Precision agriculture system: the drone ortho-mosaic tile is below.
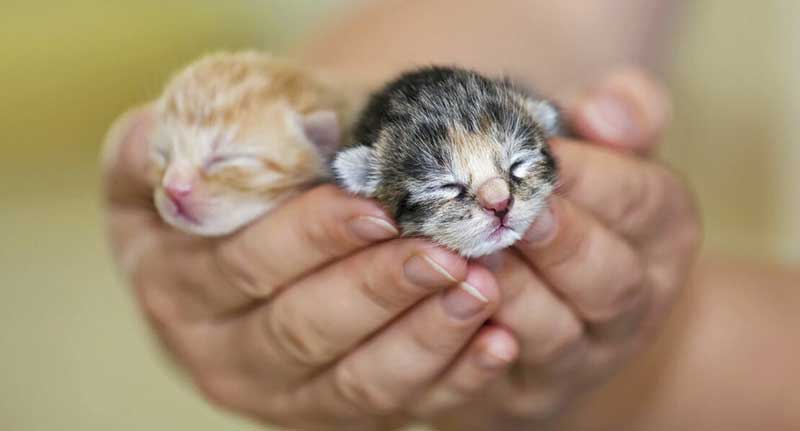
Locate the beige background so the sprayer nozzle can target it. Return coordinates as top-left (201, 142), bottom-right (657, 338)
top-left (0, 1), bottom-right (796, 430)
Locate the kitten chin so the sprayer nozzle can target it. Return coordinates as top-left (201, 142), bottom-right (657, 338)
top-left (149, 50), bottom-right (354, 236)
top-left (154, 188), bottom-right (278, 236)
top-left (334, 66), bottom-right (561, 257)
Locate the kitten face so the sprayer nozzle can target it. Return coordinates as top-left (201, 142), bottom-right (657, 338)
top-left (337, 121), bottom-right (556, 257)
top-left (396, 125), bottom-right (556, 257)
top-left (148, 51), bottom-right (347, 236)
top-left (334, 66), bottom-right (559, 257)
top-left (150, 104), bottom-right (328, 236)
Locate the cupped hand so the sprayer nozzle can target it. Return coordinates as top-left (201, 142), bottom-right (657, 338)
top-left (102, 109), bottom-right (518, 430)
top-left (431, 69), bottom-right (701, 430)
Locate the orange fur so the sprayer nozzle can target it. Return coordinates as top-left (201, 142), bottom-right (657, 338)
top-left (149, 51), bottom-right (356, 236)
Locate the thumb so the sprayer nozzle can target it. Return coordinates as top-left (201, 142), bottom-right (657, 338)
top-left (101, 104), bottom-right (156, 207)
top-left (567, 68), bottom-right (672, 155)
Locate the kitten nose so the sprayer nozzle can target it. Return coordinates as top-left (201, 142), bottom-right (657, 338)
top-left (163, 163), bottom-right (194, 202)
top-left (165, 183), bottom-right (192, 202)
top-left (478, 177), bottom-right (512, 215)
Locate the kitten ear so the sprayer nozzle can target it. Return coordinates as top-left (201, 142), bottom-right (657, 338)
top-left (300, 110), bottom-right (341, 158)
top-left (333, 145), bottom-right (378, 196)
top-left (524, 99), bottom-right (562, 137)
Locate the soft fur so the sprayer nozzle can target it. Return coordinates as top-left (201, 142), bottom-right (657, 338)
top-left (334, 66), bottom-right (560, 257)
top-left (149, 51), bottom-right (352, 236)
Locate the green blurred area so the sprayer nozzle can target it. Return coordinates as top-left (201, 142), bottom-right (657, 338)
top-left (0, 2), bottom-right (337, 430)
top-left (0, 1), bottom-right (796, 430)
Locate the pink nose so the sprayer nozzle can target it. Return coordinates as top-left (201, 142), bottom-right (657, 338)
top-left (477, 177), bottom-right (512, 216)
top-left (484, 196), bottom-right (511, 213)
top-left (165, 183), bottom-right (192, 202)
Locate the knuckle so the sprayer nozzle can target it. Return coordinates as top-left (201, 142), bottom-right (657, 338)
top-left (333, 363), bottom-right (402, 415)
top-left (591, 252), bottom-right (647, 322)
top-left (297, 186), bottom-right (360, 254)
top-left (300, 212), bottom-right (342, 256)
top-left (618, 163), bottom-right (664, 234)
top-left (409, 316), bottom-right (465, 356)
top-left (263, 307), bottom-right (327, 368)
top-left (192, 369), bottom-right (246, 413)
top-left (531, 314), bottom-right (584, 364)
top-left (358, 266), bottom-right (413, 314)
top-left (298, 209), bottom-right (359, 260)
top-left (136, 283), bottom-right (179, 329)
top-left (215, 238), bottom-right (276, 299)
top-left (356, 244), bottom-right (440, 315)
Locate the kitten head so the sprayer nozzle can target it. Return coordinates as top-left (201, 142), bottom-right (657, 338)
top-left (150, 102), bottom-right (338, 236)
top-left (149, 51), bottom-right (342, 236)
top-left (334, 68), bottom-right (559, 257)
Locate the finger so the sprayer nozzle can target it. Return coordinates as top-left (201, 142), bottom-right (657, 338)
top-left (102, 105), bottom-right (157, 206)
top-left (236, 239), bottom-right (469, 378)
top-left (553, 139), bottom-right (682, 242)
top-left (293, 266), bottom-right (499, 421)
top-left (567, 67), bottom-right (671, 155)
top-left (489, 251), bottom-right (586, 367)
top-left (214, 184), bottom-right (399, 301)
top-left (102, 105), bottom-right (259, 318)
top-left (516, 196), bottom-right (648, 325)
top-left (410, 325), bottom-right (518, 418)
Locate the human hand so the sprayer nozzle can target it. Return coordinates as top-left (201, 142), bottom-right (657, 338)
top-left (103, 107), bottom-right (523, 430)
top-left (430, 69), bottom-right (701, 430)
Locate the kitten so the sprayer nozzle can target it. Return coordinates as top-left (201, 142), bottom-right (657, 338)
top-left (149, 51), bottom-right (351, 236)
top-left (333, 66), bottom-right (560, 257)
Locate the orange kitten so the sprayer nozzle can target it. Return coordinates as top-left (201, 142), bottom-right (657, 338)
top-left (149, 51), bottom-right (352, 236)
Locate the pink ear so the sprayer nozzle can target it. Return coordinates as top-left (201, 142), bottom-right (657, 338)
top-left (301, 110), bottom-right (341, 158)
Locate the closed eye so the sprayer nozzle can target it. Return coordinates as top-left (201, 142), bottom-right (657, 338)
top-left (205, 154), bottom-right (263, 173)
top-left (440, 182), bottom-right (468, 199)
top-left (510, 159), bottom-right (528, 178)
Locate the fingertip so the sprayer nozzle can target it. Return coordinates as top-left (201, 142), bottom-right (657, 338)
top-left (101, 105), bottom-right (154, 171)
top-left (609, 68), bottom-right (672, 142)
top-left (463, 263), bottom-right (501, 307)
top-left (475, 325), bottom-right (519, 369)
top-left (102, 104), bottom-right (158, 202)
top-left (522, 198), bottom-right (558, 247)
top-left (275, 184), bottom-right (398, 245)
top-left (348, 215), bottom-right (399, 242)
top-left (418, 244), bottom-right (470, 284)
top-left (570, 67), bottom-right (671, 153)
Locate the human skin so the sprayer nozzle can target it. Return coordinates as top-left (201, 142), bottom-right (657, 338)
top-left (105, 71), bottom-right (691, 429)
top-left (558, 257), bottom-right (800, 431)
top-left (103, 0), bottom-right (793, 429)
top-left (299, 2), bottom-right (800, 430)
top-left (103, 1), bottom-right (692, 429)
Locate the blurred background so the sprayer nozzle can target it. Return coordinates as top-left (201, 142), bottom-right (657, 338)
top-left (1, 1), bottom-right (797, 430)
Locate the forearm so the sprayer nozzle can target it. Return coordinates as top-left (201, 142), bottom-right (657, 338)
top-left (299, 0), bottom-right (678, 99)
top-left (559, 256), bottom-right (800, 431)
top-left (430, 257), bottom-right (800, 431)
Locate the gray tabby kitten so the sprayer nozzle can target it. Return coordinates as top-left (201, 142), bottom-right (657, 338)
top-left (334, 66), bottom-right (561, 257)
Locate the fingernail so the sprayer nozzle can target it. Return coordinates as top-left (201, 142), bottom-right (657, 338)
top-left (404, 253), bottom-right (457, 287)
top-left (583, 93), bottom-right (637, 143)
top-left (478, 339), bottom-right (516, 369)
top-left (441, 282), bottom-right (488, 319)
top-left (348, 216), bottom-right (399, 242)
top-left (524, 207), bottom-right (557, 246)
